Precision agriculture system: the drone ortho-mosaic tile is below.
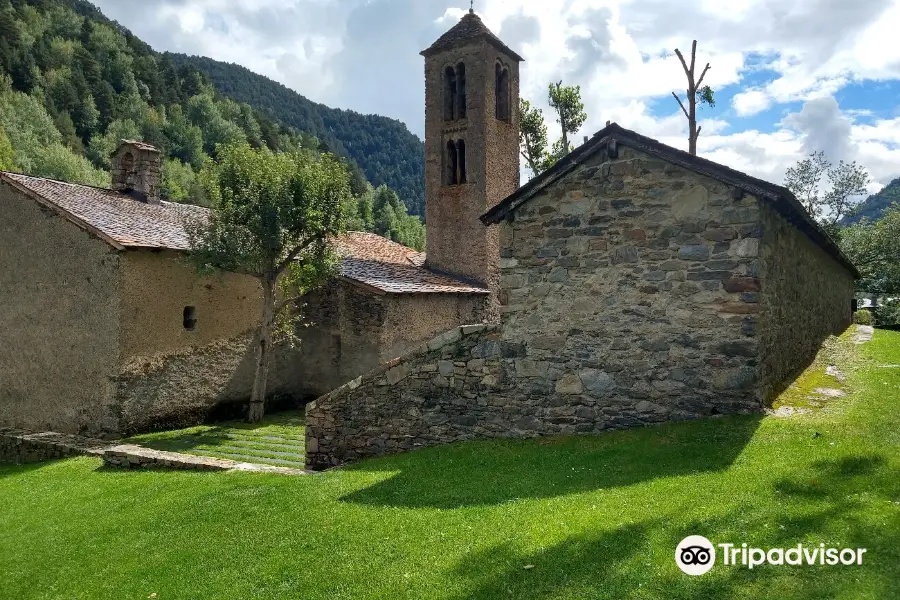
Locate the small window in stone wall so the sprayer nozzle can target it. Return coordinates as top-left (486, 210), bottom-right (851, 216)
top-left (495, 62), bottom-right (510, 122)
top-left (458, 139), bottom-right (467, 183)
top-left (443, 66), bottom-right (457, 121)
top-left (183, 306), bottom-right (197, 331)
top-left (446, 140), bottom-right (458, 185)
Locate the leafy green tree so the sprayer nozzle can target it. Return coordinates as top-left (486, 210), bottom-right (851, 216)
top-left (187, 143), bottom-right (350, 422)
top-left (0, 126), bottom-right (16, 170)
top-left (840, 206), bottom-right (900, 298)
top-left (187, 92), bottom-right (246, 153)
top-left (519, 83), bottom-right (586, 175)
top-left (785, 151), bottom-right (870, 237)
top-left (160, 157), bottom-right (197, 203)
top-left (0, 77), bottom-right (63, 173)
top-left (548, 81), bottom-right (587, 157)
top-left (31, 142), bottom-right (110, 187)
top-left (672, 40), bottom-right (715, 155)
top-left (87, 118), bottom-right (141, 168)
top-left (45, 5), bottom-right (82, 39)
top-left (357, 185), bottom-right (375, 230)
top-left (52, 109), bottom-right (83, 153)
top-left (371, 185), bottom-right (425, 250)
top-left (163, 104), bottom-right (206, 169)
top-left (519, 98), bottom-right (550, 176)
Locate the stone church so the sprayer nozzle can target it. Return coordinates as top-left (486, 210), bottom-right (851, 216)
top-left (1, 9), bottom-right (858, 452)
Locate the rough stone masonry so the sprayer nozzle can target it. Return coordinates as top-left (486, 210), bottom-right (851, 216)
top-left (305, 126), bottom-right (855, 470)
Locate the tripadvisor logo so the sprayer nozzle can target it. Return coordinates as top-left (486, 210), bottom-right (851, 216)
top-left (675, 536), bottom-right (868, 576)
top-left (676, 535), bottom-right (716, 575)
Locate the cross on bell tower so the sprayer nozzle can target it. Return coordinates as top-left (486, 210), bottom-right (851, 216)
top-left (420, 10), bottom-right (523, 303)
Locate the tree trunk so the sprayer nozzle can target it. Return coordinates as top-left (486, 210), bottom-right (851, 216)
top-left (248, 276), bottom-right (275, 423)
top-left (688, 93), bottom-right (697, 155)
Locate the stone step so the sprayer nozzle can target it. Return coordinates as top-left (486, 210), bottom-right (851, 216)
top-left (215, 431), bottom-right (305, 444)
top-left (194, 444), bottom-right (305, 460)
top-left (219, 433), bottom-right (305, 447)
top-left (193, 450), bottom-right (305, 467)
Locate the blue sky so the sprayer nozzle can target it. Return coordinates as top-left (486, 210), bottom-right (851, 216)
top-left (91, 0), bottom-right (900, 191)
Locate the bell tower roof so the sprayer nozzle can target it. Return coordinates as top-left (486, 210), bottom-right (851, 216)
top-left (420, 11), bottom-right (524, 61)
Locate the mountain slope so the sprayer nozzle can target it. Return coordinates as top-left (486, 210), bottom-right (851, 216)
top-left (168, 54), bottom-right (426, 217)
top-left (845, 177), bottom-right (900, 225)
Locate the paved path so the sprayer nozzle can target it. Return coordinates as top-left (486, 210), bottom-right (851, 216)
top-left (852, 325), bottom-right (874, 344)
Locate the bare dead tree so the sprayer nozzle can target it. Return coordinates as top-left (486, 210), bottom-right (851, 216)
top-left (672, 40), bottom-right (715, 155)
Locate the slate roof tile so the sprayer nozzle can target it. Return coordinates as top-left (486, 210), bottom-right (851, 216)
top-left (421, 11), bottom-right (523, 61)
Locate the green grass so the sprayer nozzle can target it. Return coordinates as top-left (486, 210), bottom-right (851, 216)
top-left (1, 330), bottom-right (898, 600)
top-left (126, 411), bottom-right (306, 468)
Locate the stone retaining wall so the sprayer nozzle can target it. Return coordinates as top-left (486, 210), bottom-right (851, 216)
top-left (305, 325), bottom-right (506, 469)
top-left (0, 429), bottom-right (109, 464)
top-left (103, 444), bottom-right (238, 470)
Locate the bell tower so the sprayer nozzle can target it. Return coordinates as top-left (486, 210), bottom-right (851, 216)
top-left (421, 9), bottom-right (522, 296)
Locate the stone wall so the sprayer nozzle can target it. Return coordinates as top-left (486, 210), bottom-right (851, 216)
top-left (498, 146), bottom-right (766, 420)
top-left (119, 249), bottom-right (264, 360)
top-left (113, 249), bottom-right (303, 433)
top-left (294, 280), bottom-right (488, 400)
top-left (113, 271), bottom-right (488, 435)
top-left (380, 291), bottom-right (487, 363)
top-left (0, 429), bottom-right (109, 464)
top-left (305, 324), bottom-right (504, 470)
top-left (304, 146), bottom-right (859, 469)
top-left (757, 202), bottom-right (854, 399)
top-left (0, 182), bottom-right (123, 435)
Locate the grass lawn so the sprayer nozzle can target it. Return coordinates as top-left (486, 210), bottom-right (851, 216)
top-left (1, 329), bottom-right (898, 600)
top-left (126, 411), bottom-right (306, 469)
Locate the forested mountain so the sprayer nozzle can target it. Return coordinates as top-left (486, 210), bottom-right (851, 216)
top-left (0, 0), bottom-right (426, 248)
top-left (168, 54), bottom-right (426, 217)
top-left (844, 177), bottom-right (900, 225)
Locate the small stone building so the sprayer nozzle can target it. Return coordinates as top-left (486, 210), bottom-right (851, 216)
top-left (0, 139), bottom-right (490, 436)
top-left (305, 121), bottom-right (859, 468)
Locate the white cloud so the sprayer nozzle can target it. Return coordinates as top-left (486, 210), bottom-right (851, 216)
top-left (732, 89), bottom-right (772, 117)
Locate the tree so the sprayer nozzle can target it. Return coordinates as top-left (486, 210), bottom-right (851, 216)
top-left (160, 157), bottom-right (198, 203)
top-left (518, 84), bottom-right (586, 178)
top-left (186, 143), bottom-right (350, 422)
top-left (519, 98), bottom-right (550, 176)
top-left (784, 150), bottom-right (870, 237)
top-left (840, 206), bottom-right (900, 298)
top-left (0, 126), bottom-right (15, 170)
top-left (87, 118), bottom-right (141, 168)
top-left (671, 40), bottom-right (715, 155)
top-left (548, 81), bottom-right (587, 157)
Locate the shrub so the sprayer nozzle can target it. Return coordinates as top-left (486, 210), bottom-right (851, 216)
top-left (854, 310), bottom-right (873, 325)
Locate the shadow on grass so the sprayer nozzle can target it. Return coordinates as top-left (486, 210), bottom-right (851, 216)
top-left (450, 522), bottom-right (650, 600)
top-left (340, 414), bottom-right (762, 509)
top-left (448, 454), bottom-right (898, 599)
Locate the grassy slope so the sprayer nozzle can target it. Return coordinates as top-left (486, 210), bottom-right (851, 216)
top-left (0, 331), bottom-right (898, 600)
